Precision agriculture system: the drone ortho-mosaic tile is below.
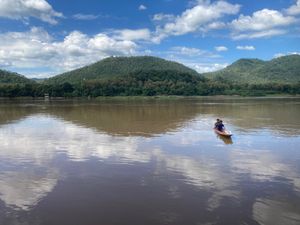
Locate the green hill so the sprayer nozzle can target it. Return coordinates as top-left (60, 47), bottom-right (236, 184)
top-left (0, 69), bottom-right (33, 84)
top-left (203, 55), bottom-right (300, 84)
top-left (46, 56), bottom-right (200, 84)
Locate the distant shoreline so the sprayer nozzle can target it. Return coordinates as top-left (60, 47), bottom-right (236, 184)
top-left (0, 95), bottom-right (299, 101)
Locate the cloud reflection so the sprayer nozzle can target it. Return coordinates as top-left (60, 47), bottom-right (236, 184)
top-left (0, 113), bottom-right (299, 225)
top-left (0, 170), bottom-right (59, 210)
top-left (0, 115), bottom-right (150, 210)
top-left (229, 149), bottom-right (300, 192)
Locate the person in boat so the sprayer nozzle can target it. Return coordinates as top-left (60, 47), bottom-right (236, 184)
top-left (214, 119), bottom-right (220, 129)
top-left (215, 119), bottom-right (225, 131)
top-left (217, 120), bottom-right (225, 131)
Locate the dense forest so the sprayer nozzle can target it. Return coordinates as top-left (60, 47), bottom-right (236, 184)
top-left (0, 69), bottom-right (33, 84)
top-left (204, 55), bottom-right (300, 84)
top-left (46, 56), bottom-right (199, 84)
top-left (1, 70), bottom-right (299, 97)
top-left (0, 56), bottom-right (300, 97)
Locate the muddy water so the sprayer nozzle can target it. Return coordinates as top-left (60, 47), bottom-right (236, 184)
top-left (0, 97), bottom-right (299, 225)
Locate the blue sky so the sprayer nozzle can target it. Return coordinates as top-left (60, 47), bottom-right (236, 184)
top-left (0, 0), bottom-right (299, 78)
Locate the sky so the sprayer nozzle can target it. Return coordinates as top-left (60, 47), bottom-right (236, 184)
top-left (0, 0), bottom-right (299, 78)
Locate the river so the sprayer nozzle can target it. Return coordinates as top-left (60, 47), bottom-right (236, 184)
top-left (0, 97), bottom-right (299, 225)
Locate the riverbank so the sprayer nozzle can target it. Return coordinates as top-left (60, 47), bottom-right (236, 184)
top-left (1, 94), bottom-right (300, 102)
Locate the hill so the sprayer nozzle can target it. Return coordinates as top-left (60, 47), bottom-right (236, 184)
top-left (203, 55), bottom-right (300, 84)
top-left (46, 56), bottom-right (200, 84)
top-left (0, 69), bottom-right (33, 84)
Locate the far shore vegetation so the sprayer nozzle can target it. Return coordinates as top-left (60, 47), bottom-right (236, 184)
top-left (0, 77), bottom-right (299, 98)
top-left (0, 55), bottom-right (299, 98)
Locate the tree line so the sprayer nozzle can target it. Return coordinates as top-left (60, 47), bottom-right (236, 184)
top-left (0, 70), bottom-right (299, 97)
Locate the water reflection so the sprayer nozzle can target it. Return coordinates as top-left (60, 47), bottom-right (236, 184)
top-left (1, 97), bottom-right (300, 136)
top-left (0, 98), bottom-right (299, 225)
top-left (196, 97), bottom-right (300, 136)
top-left (0, 103), bottom-right (35, 125)
top-left (0, 169), bottom-right (59, 211)
top-left (215, 133), bottom-right (233, 145)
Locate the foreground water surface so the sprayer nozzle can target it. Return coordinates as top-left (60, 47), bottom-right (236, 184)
top-left (0, 97), bottom-right (300, 225)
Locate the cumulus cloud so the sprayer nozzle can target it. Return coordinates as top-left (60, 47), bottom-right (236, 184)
top-left (215, 46), bottom-right (228, 52)
top-left (285, 0), bottom-right (300, 15)
top-left (0, 0), bottom-right (63, 24)
top-left (152, 13), bottom-right (175, 22)
top-left (168, 46), bottom-right (220, 58)
top-left (232, 9), bottom-right (295, 31)
top-left (72, 13), bottom-right (99, 20)
top-left (231, 9), bottom-right (296, 39)
top-left (112, 28), bottom-right (151, 41)
top-left (236, 45), bottom-right (255, 51)
top-left (0, 27), bottom-right (226, 77)
top-left (138, 4), bottom-right (147, 11)
top-left (152, 0), bottom-right (299, 41)
top-left (205, 21), bottom-right (226, 30)
top-left (153, 0), bottom-right (240, 42)
top-left (190, 62), bottom-right (228, 73)
top-left (0, 27), bottom-right (138, 76)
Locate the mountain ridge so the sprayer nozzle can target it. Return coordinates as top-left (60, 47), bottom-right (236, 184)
top-left (203, 55), bottom-right (300, 84)
top-left (0, 69), bottom-right (33, 84)
top-left (1, 55), bottom-right (300, 86)
top-left (45, 56), bottom-right (200, 84)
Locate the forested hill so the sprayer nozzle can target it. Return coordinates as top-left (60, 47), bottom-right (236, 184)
top-left (0, 69), bottom-right (33, 84)
top-left (203, 55), bottom-right (300, 84)
top-left (46, 56), bottom-right (200, 84)
top-left (1, 55), bottom-right (300, 97)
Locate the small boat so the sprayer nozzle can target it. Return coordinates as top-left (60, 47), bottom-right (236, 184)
top-left (214, 128), bottom-right (232, 137)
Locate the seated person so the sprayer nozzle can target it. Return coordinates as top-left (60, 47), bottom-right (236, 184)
top-left (214, 119), bottom-right (220, 129)
top-left (217, 120), bottom-right (225, 131)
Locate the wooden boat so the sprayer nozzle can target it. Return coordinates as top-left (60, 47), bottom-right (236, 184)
top-left (214, 128), bottom-right (232, 137)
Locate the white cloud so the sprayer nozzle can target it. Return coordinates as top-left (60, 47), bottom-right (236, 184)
top-left (170, 46), bottom-right (206, 56)
top-left (154, 0), bottom-right (240, 42)
top-left (232, 29), bottom-right (287, 40)
top-left (231, 9), bottom-right (296, 39)
top-left (205, 21), bottom-right (226, 30)
top-left (215, 46), bottom-right (228, 52)
top-left (112, 28), bottom-right (151, 41)
top-left (274, 53), bottom-right (286, 58)
top-left (153, 46), bottom-right (224, 73)
top-left (164, 54), bottom-right (227, 73)
top-left (0, 27), bottom-right (227, 77)
top-left (285, 0), bottom-right (300, 15)
top-left (232, 9), bottom-right (295, 31)
top-left (0, 27), bottom-right (138, 76)
top-left (274, 52), bottom-right (300, 58)
top-left (236, 45), bottom-right (255, 51)
top-left (139, 4), bottom-right (147, 11)
top-left (0, 0), bottom-right (63, 24)
top-left (190, 62), bottom-right (228, 73)
top-left (168, 46), bottom-right (220, 58)
top-left (152, 13), bottom-right (175, 22)
top-left (72, 13), bottom-right (99, 20)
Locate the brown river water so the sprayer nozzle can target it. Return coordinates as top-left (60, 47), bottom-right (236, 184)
top-left (0, 97), bottom-right (299, 225)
